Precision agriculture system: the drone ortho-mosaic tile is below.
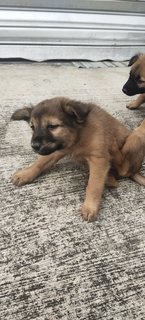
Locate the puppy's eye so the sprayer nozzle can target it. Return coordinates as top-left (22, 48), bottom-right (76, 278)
top-left (47, 124), bottom-right (59, 130)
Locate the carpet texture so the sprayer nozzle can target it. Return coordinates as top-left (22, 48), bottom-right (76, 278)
top-left (0, 63), bottom-right (145, 320)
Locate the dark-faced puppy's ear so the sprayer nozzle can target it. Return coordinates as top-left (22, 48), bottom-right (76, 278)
top-left (61, 99), bottom-right (90, 124)
top-left (11, 107), bottom-right (32, 122)
top-left (128, 53), bottom-right (142, 66)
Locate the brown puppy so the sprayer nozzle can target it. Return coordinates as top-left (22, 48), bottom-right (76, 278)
top-left (112, 119), bottom-right (145, 185)
top-left (11, 97), bottom-right (145, 221)
top-left (122, 53), bottom-right (145, 109)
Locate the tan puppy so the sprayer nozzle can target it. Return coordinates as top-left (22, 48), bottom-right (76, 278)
top-left (11, 97), bottom-right (145, 221)
top-left (122, 53), bottom-right (145, 109)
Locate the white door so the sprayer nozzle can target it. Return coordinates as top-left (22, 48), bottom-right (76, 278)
top-left (0, 1), bottom-right (145, 61)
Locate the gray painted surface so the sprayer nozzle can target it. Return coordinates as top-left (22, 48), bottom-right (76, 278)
top-left (0, 63), bottom-right (145, 319)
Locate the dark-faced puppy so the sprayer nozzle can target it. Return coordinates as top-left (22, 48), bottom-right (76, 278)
top-left (122, 53), bottom-right (145, 109)
top-left (11, 97), bottom-right (145, 221)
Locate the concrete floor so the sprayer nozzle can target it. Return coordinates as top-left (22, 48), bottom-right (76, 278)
top-left (0, 63), bottom-right (145, 320)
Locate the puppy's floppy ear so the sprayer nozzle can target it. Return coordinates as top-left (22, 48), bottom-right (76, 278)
top-left (128, 53), bottom-right (142, 66)
top-left (11, 107), bottom-right (32, 122)
top-left (61, 99), bottom-right (90, 124)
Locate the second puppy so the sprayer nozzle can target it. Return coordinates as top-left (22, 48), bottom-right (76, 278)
top-left (122, 53), bottom-right (145, 109)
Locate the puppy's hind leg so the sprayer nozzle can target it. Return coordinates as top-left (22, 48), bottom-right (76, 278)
top-left (132, 173), bottom-right (145, 186)
top-left (106, 174), bottom-right (118, 188)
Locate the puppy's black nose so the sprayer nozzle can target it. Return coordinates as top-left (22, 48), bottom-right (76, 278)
top-left (122, 87), bottom-right (127, 94)
top-left (31, 141), bottom-right (41, 151)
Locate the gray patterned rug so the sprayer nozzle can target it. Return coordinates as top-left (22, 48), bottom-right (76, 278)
top-left (0, 63), bottom-right (145, 320)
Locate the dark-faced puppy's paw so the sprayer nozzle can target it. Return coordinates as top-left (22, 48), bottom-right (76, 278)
top-left (126, 100), bottom-right (140, 109)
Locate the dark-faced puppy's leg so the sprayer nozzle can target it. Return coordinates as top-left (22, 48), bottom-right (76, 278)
top-left (11, 151), bottom-right (65, 186)
top-left (127, 93), bottom-right (145, 109)
top-left (82, 157), bottom-right (109, 222)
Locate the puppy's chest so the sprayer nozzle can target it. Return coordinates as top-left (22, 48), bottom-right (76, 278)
top-left (70, 150), bottom-right (86, 164)
top-left (67, 144), bottom-right (88, 163)
top-left (69, 143), bottom-right (104, 164)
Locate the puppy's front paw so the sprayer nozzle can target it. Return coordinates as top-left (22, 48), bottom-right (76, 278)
top-left (11, 168), bottom-right (35, 186)
top-left (126, 100), bottom-right (139, 109)
top-left (81, 203), bottom-right (99, 222)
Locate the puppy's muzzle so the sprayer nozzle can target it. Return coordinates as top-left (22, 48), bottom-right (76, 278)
top-left (31, 140), bottom-right (65, 155)
top-left (122, 77), bottom-right (145, 96)
top-left (122, 83), bottom-right (137, 96)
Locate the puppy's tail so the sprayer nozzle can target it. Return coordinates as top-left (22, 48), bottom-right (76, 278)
top-left (132, 172), bottom-right (145, 186)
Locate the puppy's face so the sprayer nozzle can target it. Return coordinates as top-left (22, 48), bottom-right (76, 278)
top-left (122, 53), bottom-right (145, 96)
top-left (11, 97), bottom-right (90, 155)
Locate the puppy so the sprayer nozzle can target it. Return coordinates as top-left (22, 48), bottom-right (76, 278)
top-left (11, 97), bottom-right (145, 221)
top-left (112, 119), bottom-right (145, 185)
top-left (122, 53), bottom-right (145, 109)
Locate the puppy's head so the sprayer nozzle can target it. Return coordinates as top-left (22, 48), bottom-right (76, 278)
top-left (11, 97), bottom-right (90, 155)
top-left (122, 53), bottom-right (145, 96)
